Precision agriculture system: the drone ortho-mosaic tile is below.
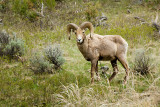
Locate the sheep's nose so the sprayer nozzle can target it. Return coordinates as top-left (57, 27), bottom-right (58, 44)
top-left (77, 39), bottom-right (81, 42)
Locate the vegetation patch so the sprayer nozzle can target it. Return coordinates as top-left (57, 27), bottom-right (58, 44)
top-left (133, 49), bottom-right (153, 76)
top-left (30, 53), bottom-right (54, 74)
top-left (0, 30), bottom-right (25, 59)
top-left (45, 44), bottom-right (65, 69)
top-left (30, 44), bottom-right (65, 74)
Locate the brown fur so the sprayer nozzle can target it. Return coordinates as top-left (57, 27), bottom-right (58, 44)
top-left (67, 22), bottom-right (129, 84)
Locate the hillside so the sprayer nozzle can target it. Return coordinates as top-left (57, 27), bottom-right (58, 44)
top-left (0, 0), bottom-right (160, 106)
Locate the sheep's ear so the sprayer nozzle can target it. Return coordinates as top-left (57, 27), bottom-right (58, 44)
top-left (82, 29), bottom-right (85, 34)
top-left (74, 30), bottom-right (77, 34)
top-left (82, 28), bottom-right (92, 38)
top-left (69, 29), bottom-right (77, 40)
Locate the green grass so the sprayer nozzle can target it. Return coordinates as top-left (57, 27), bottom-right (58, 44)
top-left (0, 0), bottom-right (160, 106)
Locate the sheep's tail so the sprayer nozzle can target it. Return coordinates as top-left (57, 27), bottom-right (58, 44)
top-left (154, 12), bottom-right (158, 23)
top-left (125, 41), bottom-right (128, 56)
top-left (122, 38), bottom-right (128, 57)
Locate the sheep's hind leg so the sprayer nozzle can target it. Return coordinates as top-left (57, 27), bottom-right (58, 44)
top-left (95, 61), bottom-right (100, 81)
top-left (117, 55), bottom-right (129, 84)
top-left (109, 59), bottom-right (118, 82)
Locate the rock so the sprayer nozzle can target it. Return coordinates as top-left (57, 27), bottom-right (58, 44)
top-left (95, 13), bottom-right (108, 27)
top-left (100, 66), bottom-right (109, 71)
top-left (127, 9), bottom-right (131, 14)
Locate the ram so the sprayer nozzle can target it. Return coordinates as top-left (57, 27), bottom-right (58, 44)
top-left (67, 22), bottom-right (129, 84)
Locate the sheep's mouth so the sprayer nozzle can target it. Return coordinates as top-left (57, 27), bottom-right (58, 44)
top-left (77, 39), bottom-right (84, 44)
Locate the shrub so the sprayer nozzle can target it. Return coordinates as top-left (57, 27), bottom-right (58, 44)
top-left (84, 1), bottom-right (101, 24)
top-left (44, 0), bottom-right (56, 10)
top-left (11, 0), bottom-right (55, 22)
top-left (0, 0), bottom-right (10, 12)
top-left (0, 30), bottom-right (9, 53)
top-left (0, 30), bottom-right (25, 58)
top-left (45, 44), bottom-right (65, 69)
top-left (0, 30), bottom-right (10, 56)
top-left (30, 44), bottom-right (65, 74)
top-left (134, 50), bottom-right (152, 75)
top-left (30, 54), bottom-right (54, 74)
top-left (26, 10), bottom-right (40, 22)
top-left (12, 0), bottom-right (29, 16)
top-left (3, 37), bottom-right (25, 58)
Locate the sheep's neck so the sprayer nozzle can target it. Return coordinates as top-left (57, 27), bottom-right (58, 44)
top-left (77, 39), bottom-right (90, 60)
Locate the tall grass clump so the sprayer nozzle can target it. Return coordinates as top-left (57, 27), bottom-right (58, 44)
top-left (134, 50), bottom-right (152, 75)
top-left (53, 83), bottom-right (116, 106)
top-left (45, 44), bottom-right (65, 69)
top-left (53, 83), bottom-right (93, 106)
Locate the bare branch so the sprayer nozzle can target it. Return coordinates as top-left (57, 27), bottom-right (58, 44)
top-left (41, 2), bottom-right (44, 17)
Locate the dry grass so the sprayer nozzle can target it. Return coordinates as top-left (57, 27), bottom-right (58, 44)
top-left (53, 78), bottom-right (160, 107)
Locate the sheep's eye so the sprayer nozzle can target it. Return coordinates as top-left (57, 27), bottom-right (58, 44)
top-left (75, 32), bottom-right (77, 35)
top-left (82, 32), bottom-right (85, 34)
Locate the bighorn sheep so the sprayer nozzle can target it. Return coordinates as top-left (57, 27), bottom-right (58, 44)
top-left (67, 22), bottom-right (129, 84)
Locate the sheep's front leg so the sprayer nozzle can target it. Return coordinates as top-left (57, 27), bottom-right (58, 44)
top-left (91, 60), bottom-right (98, 84)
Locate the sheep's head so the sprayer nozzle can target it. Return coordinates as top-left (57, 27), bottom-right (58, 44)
top-left (67, 22), bottom-right (94, 44)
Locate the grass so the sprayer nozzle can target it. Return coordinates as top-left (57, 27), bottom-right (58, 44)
top-left (0, 0), bottom-right (160, 106)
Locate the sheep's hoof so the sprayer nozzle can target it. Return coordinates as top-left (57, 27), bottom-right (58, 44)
top-left (122, 80), bottom-right (127, 88)
top-left (123, 76), bottom-right (128, 85)
top-left (91, 81), bottom-right (94, 84)
top-left (97, 76), bottom-right (101, 81)
top-left (123, 80), bottom-right (127, 85)
top-left (91, 78), bottom-right (94, 84)
top-left (122, 82), bottom-right (127, 88)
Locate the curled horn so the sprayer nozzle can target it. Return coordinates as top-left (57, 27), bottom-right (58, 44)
top-left (67, 23), bottom-right (78, 40)
top-left (80, 22), bottom-right (94, 38)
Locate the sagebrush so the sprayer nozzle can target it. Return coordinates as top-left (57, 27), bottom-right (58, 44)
top-left (4, 38), bottom-right (25, 58)
top-left (45, 44), bottom-right (65, 69)
top-left (30, 54), bottom-right (54, 74)
top-left (134, 51), bottom-right (152, 75)
top-left (0, 30), bottom-right (25, 58)
top-left (0, 30), bottom-right (9, 56)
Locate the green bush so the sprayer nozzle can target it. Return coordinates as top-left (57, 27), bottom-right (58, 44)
top-left (0, 30), bottom-right (25, 58)
top-left (11, 0), bottom-right (56, 22)
top-left (44, 0), bottom-right (56, 10)
top-left (12, 0), bottom-right (29, 16)
top-left (30, 54), bottom-right (54, 74)
top-left (26, 10), bottom-right (39, 22)
top-left (85, 1), bottom-right (101, 23)
top-left (0, 0), bottom-right (10, 12)
top-left (45, 44), bottom-right (65, 69)
top-left (4, 37), bottom-right (25, 58)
